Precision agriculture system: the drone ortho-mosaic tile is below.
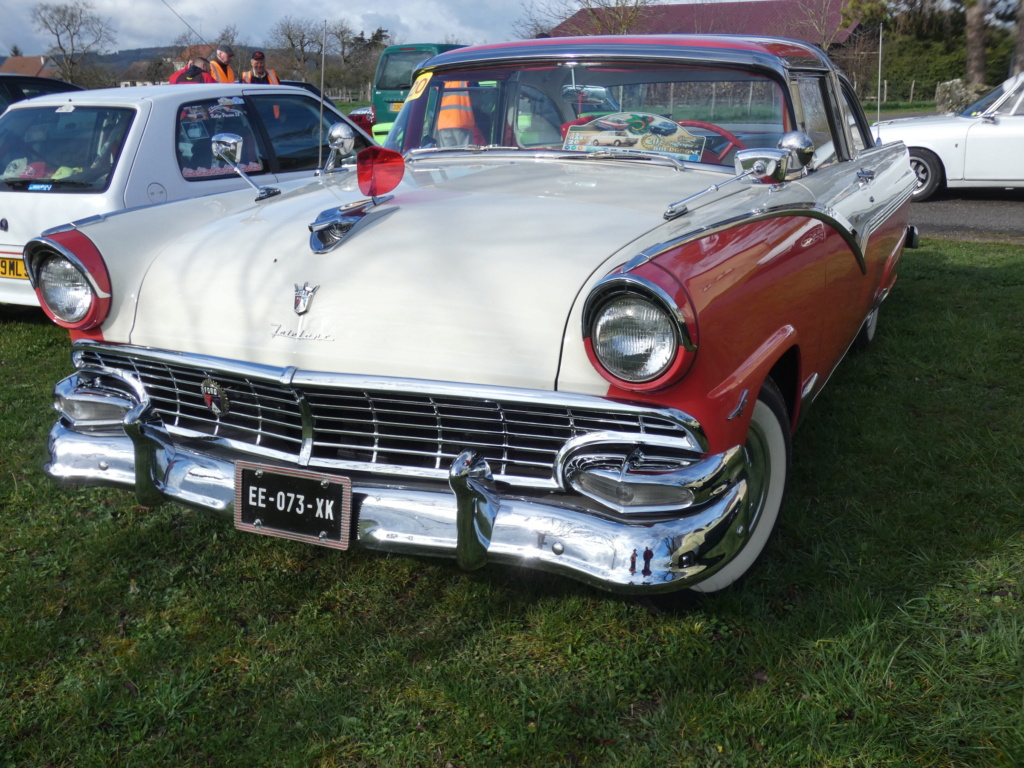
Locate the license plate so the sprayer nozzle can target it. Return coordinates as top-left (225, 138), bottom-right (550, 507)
top-left (0, 257), bottom-right (29, 280)
top-left (389, 101), bottom-right (403, 113)
top-left (234, 462), bottom-right (352, 549)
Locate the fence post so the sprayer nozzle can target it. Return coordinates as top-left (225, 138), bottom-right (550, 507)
top-left (910, 80), bottom-right (915, 103)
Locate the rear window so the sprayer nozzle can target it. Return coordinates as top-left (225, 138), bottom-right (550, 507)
top-left (0, 105), bottom-right (134, 193)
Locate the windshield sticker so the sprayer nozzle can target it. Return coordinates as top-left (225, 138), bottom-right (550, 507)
top-left (217, 97), bottom-right (246, 106)
top-left (408, 73), bottom-right (431, 101)
top-left (56, 104), bottom-right (76, 113)
top-left (563, 112), bottom-right (707, 161)
top-left (28, 183), bottom-right (53, 191)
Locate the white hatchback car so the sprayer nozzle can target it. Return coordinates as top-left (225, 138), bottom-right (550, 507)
top-left (872, 72), bottom-right (1024, 200)
top-left (0, 84), bottom-right (372, 306)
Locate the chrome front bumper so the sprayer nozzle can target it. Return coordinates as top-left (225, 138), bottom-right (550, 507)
top-left (46, 351), bottom-right (763, 596)
top-left (46, 415), bottom-right (758, 595)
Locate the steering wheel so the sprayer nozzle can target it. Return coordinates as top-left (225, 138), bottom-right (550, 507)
top-left (676, 120), bottom-right (747, 163)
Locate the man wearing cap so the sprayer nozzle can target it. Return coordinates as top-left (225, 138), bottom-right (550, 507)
top-left (209, 44), bottom-right (238, 83)
top-left (241, 51), bottom-right (280, 84)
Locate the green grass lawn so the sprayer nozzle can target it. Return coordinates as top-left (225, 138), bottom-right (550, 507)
top-left (1, 241), bottom-right (1022, 767)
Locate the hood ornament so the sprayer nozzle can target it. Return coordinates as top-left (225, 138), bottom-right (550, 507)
top-left (294, 282), bottom-right (319, 315)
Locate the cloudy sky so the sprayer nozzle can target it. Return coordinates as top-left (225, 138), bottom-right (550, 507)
top-left (3, 0), bottom-right (529, 57)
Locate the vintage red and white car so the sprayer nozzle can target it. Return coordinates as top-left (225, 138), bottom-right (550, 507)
top-left (29, 35), bottom-right (918, 594)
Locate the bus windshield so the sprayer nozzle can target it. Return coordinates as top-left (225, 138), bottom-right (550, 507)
top-left (372, 44), bottom-right (463, 130)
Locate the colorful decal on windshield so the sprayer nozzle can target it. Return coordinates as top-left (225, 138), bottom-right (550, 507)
top-left (408, 73), bottom-right (431, 101)
top-left (563, 112), bottom-right (707, 162)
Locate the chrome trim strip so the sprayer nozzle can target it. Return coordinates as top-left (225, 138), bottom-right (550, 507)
top-left (620, 201), bottom-right (867, 274)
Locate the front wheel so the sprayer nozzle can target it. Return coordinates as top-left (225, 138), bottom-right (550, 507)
top-left (909, 148), bottom-right (944, 201)
top-left (691, 379), bottom-right (791, 593)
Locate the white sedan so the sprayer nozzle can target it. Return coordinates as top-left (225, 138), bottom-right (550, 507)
top-left (873, 72), bottom-right (1024, 200)
top-left (0, 83), bottom-right (372, 306)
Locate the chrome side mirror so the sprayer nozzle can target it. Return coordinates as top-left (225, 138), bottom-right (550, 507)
top-left (211, 132), bottom-right (280, 201)
top-left (777, 131), bottom-right (815, 169)
top-left (212, 133), bottom-right (243, 166)
top-left (734, 148), bottom-right (792, 183)
top-left (319, 122), bottom-right (356, 174)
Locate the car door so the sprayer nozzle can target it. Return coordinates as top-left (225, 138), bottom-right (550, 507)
top-left (963, 79), bottom-right (1024, 182)
top-left (790, 74), bottom-right (910, 378)
top-left (246, 91), bottom-right (371, 179)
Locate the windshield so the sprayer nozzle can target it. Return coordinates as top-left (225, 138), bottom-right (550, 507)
top-left (377, 50), bottom-right (436, 91)
top-left (0, 105), bottom-right (134, 192)
top-left (384, 62), bottom-right (789, 168)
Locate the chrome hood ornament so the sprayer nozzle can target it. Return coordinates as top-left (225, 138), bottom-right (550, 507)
top-left (294, 282), bottom-right (320, 315)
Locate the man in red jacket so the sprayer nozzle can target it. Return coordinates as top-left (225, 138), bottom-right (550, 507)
top-left (170, 57), bottom-right (215, 84)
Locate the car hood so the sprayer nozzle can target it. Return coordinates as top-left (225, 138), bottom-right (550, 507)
top-left (112, 158), bottom-right (742, 390)
top-left (872, 112), bottom-right (969, 140)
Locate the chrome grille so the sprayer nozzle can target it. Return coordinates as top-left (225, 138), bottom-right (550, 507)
top-left (77, 348), bottom-right (695, 482)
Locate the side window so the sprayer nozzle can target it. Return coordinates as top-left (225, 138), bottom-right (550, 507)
top-left (994, 81), bottom-right (1024, 116)
top-left (839, 85), bottom-right (873, 155)
top-left (250, 93), bottom-right (369, 172)
top-left (176, 97), bottom-right (267, 181)
top-left (796, 77), bottom-right (840, 169)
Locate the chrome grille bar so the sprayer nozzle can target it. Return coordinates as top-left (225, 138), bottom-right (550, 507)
top-left (74, 344), bottom-right (704, 484)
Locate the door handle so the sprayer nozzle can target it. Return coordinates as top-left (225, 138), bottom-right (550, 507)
top-left (857, 168), bottom-right (876, 184)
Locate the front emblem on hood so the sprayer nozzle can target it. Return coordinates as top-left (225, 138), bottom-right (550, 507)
top-left (294, 282), bottom-right (320, 315)
top-left (200, 378), bottom-right (229, 416)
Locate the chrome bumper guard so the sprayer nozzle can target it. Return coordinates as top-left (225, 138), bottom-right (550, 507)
top-left (46, 384), bottom-right (756, 596)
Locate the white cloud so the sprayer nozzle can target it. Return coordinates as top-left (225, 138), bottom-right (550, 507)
top-left (3, 0), bottom-right (526, 57)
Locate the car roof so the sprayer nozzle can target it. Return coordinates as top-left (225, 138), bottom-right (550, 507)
top-left (423, 34), bottom-right (835, 76)
top-left (4, 83), bottom-right (325, 109)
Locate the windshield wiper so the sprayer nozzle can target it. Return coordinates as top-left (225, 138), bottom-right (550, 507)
top-left (569, 148), bottom-right (690, 170)
top-left (406, 145), bottom-right (520, 158)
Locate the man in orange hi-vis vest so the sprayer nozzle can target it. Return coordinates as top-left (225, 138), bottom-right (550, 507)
top-left (209, 44), bottom-right (238, 83)
top-left (437, 81), bottom-right (475, 147)
top-left (241, 51), bottom-right (280, 84)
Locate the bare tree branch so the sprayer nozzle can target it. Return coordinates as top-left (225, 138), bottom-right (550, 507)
top-left (31, 0), bottom-right (115, 84)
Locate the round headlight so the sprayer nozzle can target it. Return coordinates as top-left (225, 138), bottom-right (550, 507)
top-left (38, 255), bottom-right (94, 323)
top-left (592, 294), bottom-right (678, 382)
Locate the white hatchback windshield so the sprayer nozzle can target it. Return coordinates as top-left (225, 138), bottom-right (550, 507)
top-left (0, 105), bottom-right (134, 192)
top-left (385, 62), bottom-right (789, 167)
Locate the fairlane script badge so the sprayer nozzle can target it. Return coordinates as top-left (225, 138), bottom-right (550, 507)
top-left (201, 379), bottom-right (230, 416)
top-left (294, 282), bottom-right (319, 315)
top-left (270, 282), bottom-right (335, 341)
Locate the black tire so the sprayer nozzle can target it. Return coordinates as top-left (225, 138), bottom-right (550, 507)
top-left (853, 305), bottom-right (879, 351)
top-left (691, 379), bottom-right (791, 593)
top-left (909, 148), bottom-right (944, 201)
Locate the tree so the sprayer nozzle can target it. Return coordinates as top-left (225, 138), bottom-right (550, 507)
top-left (513, 0), bottom-right (656, 37)
top-left (10, 44), bottom-right (23, 56)
top-left (964, 0), bottom-right (987, 84)
top-left (31, 0), bottom-right (115, 85)
top-left (268, 16), bottom-right (325, 81)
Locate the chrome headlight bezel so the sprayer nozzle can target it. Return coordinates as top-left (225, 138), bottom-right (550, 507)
top-left (582, 274), bottom-right (695, 388)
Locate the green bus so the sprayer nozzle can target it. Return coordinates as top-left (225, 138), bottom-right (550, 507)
top-left (371, 43), bottom-right (463, 142)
